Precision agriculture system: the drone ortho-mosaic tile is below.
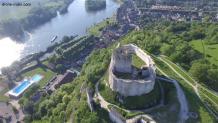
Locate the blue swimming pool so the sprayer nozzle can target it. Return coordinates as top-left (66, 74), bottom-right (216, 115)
top-left (13, 80), bottom-right (30, 93)
top-left (32, 74), bottom-right (43, 83)
top-left (9, 74), bottom-right (43, 97)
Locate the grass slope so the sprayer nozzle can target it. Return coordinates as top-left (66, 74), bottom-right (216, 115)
top-left (152, 55), bottom-right (216, 122)
top-left (190, 40), bottom-right (218, 65)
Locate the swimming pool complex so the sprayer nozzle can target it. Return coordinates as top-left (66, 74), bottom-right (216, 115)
top-left (8, 74), bottom-right (43, 98)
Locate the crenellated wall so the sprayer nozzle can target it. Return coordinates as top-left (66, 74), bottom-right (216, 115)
top-left (108, 44), bottom-right (156, 97)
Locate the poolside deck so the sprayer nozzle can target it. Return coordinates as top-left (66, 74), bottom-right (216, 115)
top-left (8, 74), bottom-right (43, 98)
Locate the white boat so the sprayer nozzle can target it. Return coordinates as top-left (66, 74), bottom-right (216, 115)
top-left (51, 36), bottom-right (58, 43)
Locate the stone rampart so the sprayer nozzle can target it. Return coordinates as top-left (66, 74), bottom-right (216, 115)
top-left (108, 44), bottom-right (156, 97)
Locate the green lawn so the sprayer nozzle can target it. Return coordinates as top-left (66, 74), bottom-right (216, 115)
top-left (200, 87), bottom-right (218, 103)
top-left (132, 54), bottom-right (145, 69)
top-left (190, 40), bottom-right (218, 65)
top-left (22, 67), bottom-right (55, 88)
top-left (160, 56), bottom-right (196, 85)
top-left (42, 60), bottom-right (49, 66)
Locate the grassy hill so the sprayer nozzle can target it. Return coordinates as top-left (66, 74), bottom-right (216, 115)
top-left (190, 40), bottom-right (218, 65)
top-left (19, 22), bottom-right (218, 123)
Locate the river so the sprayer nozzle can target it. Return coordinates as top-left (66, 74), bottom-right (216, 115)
top-left (0, 0), bottom-right (120, 71)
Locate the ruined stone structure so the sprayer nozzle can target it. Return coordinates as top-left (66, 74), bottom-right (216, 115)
top-left (109, 44), bottom-right (156, 97)
top-left (109, 107), bottom-right (156, 123)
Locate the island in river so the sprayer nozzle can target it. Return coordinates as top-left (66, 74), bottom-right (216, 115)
top-left (85, 0), bottom-right (106, 11)
top-left (0, 0), bottom-right (74, 41)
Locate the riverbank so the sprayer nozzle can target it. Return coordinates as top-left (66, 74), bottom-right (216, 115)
top-left (87, 16), bottom-right (116, 37)
top-left (0, 0), bottom-right (74, 41)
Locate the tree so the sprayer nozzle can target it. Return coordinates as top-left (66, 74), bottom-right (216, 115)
top-left (38, 101), bottom-right (48, 117)
top-left (207, 69), bottom-right (218, 83)
top-left (189, 61), bottom-right (210, 82)
top-left (207, 69), bottom-right (218, 91)
top-left (62, 95), bottom-right (71, 104)
top-left (23, 100), bottom-right (34, 115)
top-left (62, 36), bottom-right (70, 43)
top-left (56, 64), bottom-right (65, 73)
top-left (160, 43), bottom-right (174, 56)
top-left (190, 29), bottom-right (206, 40)
top-left (48, 55), bottom-right (57, 64)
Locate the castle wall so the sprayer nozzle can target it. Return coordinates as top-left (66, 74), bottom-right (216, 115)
top-left (108, 44), bottom-right (156, 97)
top-left (108, 108), bottom-right (156, 123)
top-left (109, 108), bottom-right (126, 123)
top-left (109, 71), bottom-right (155, 96)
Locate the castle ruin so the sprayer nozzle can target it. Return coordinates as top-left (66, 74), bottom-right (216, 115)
top-left (108, 44), bottom-right (156, 97)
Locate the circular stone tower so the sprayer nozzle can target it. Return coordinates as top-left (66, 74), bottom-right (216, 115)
top-left (108, 44), bottom-right (156, 97)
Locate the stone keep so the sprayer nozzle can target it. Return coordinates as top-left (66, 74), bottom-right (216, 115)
top-left (108, 44), bottom-right (156, 97)
top-left (113, 47), bottom-right (132, 73)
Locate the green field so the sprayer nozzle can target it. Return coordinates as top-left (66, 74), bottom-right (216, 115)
top-left (190, 40), bottom-right (218, 65)
top-left (21, 67), bottom-right (55, 88)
